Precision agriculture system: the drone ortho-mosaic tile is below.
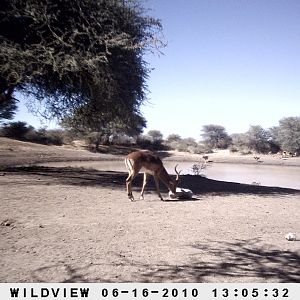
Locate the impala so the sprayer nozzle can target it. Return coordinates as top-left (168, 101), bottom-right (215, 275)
top-left (125, 150), bottom-right (181, 201)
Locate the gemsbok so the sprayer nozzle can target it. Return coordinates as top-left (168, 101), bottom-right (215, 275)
top-left (125, 150), bottom-right (181, 201)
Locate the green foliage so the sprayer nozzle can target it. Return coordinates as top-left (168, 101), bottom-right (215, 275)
top-left (230, 133), bottom-right (247, 152)
top-left (0, 87), bottom-right (18, 121)
top-left (201, 124), bottom-right (232, 149)
top-left (165, 134), bottom-right (212, 154)
top-left (0, 0), bottom-right (164, 128)
top-left (230, 126), bottom-right (272, 154)
top-left (229, 118), bottom-right (300, 156)
top-left (244, 125), bottom-right (271, 154)
top-left (0, 121), bottom-right (64, 145)
top-left (84, 132), bottom-right (103, 151)
top-left (35, 129), bottom-right (65, 145)
top-left (191, 162), bottom-right (206, 175)
top-left (275, 117), bottom-right (300, 154)
top-left (146, 130), bottom-right (163, 143)
top-left (171, 137), bottom-right (197, 152)
top-left (136, 130), bottom-right (164, 150)
top-left (166, 134), bottom-right (182, 143)
top-left (266, 126), bottom-right (281, 153)
top-left (0, 121), bottom-right (33, 140)
top-left (62, 107), bottom-right (146, 147)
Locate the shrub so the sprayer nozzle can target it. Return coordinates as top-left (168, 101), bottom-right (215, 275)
top-left (275, 117), bottom-right (300, 154)
top-left (191, 162), bottom-right (206, 175)
top-left (136, 134), bottom-right (166, 150)
top-left (0, 122), bottom-right (65, 145)
top-left (0, 121), bottom-right (33, 140)
top-left (201, 124), bottom-right (232, 149)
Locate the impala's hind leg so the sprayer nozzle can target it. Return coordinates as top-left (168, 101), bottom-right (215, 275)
top-left (125, 157), bottom-right (143, 201)
top-left (125, 158), bottom-right (135, 201)
top-left (126, 172), bottom-right (135, 201)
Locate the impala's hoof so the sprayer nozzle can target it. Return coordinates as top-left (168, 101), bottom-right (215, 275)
top-left (140, 196), bottom-right (144, 200)
top-left (128, 195), bottom-right (134, 201)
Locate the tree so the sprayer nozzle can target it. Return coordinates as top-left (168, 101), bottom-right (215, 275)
top-left (144, 130), bottom-right (164, 149)
top-left (62, 107), bottom-right (146, 150)
top-left (0, 121), bottom-right (33, 140)
top-left (0, 0), bottom-right (164, 126)
top-left (0, 87), bottom-right (18, 122)
top-left (230, 133), bottom-right (247, 151)
top-left (136, 130), bottom-right (164, 150)
top-left (201, 124), bottom-right (231, 149)
top-left (267, 126), bottom-right (281, 153)
top-left (166, 134), bottom-right (182, 144)
top-left (244, 125), bottom-right (271, 153)
top-left (146, 130), bottom-right (163, 143)
top-left (275, 117), bottom-right (300, 154)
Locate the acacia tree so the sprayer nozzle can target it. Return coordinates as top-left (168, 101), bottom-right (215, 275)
top-left (146, 130), bottom-right (163, 143)
top-left (0, 0), bottom-right (164, 128)
top-left (166, 134), bottom-right (182, 144)
top-left (244, 125), bottom-right (271, 154)
top-left (62, 105), bottom-right (146, 149)
top-left (201, 124), bottom-right (232, 149)
top-left (0, 87), bottom-right (18, 121)
top-left (275, 117), bottom-right (300, 154)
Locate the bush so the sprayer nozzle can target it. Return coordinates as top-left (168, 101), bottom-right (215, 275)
top-left (0, 121), bottom-right (33, 140)
top-left (41, 129), bottom-right (64, 145)
top-left (229, 146), bottom-right (239, 153)
top-left (0, 122), bottom-right (64, 145)
top-left (244, 126), bottom-right (271, 154)
top-left (85, 132), bottom-right (103, 151)
top-left (201, 124), bottom-right (232, 149)
top-left (136, 134), bottom-right (165, 150)
top-left (23, 128), bottom-right (64, 145)
top-left (191, 162), bottom-right (207, 175)
top-left (110, 134), bottom-right (135, 146)
top-left (231, 128), bottom-right (274, 154)
top-left (167, 138), bottom-right (212, 154)
top-left (275, 117), bottom-right (300, 154)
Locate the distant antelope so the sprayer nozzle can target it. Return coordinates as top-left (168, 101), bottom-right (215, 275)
top-left (202, 155), bottom-right (209, 161)
top-left (125, 150), bottom-right (181, 201)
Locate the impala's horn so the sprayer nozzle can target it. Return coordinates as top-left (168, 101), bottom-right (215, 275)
top-left (174, 164), bottom-right (181, 182)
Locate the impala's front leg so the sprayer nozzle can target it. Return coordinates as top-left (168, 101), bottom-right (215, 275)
top-left (140, 172), bottom-right (148, 200)
top-left (153, 174), bottom-right (164, 201)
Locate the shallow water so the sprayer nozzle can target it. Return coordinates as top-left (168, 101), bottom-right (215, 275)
top-left (40, 160), bottom-right (300, 190)
top-left (184, 162), bottom-right (300, 190)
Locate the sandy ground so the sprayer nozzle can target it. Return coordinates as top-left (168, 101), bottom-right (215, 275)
top-left (0, 138), bottom-right (300, 282)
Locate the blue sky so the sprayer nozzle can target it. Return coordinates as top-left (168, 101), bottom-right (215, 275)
top-left (14, 0), bottom-right (300, 139)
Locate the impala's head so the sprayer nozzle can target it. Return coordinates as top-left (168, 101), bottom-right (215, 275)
top-left (169, 164), bottom-right (181, 198)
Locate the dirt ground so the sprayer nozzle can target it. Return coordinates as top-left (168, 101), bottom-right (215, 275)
top-left (0, 138), bottom-right (299, 282)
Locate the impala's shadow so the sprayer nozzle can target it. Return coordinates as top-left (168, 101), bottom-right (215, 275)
top-left (1, 165), bottom-right (300, 196)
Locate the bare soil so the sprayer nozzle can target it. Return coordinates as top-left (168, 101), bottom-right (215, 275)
top-left (0, 138), bottom-right (299, 282)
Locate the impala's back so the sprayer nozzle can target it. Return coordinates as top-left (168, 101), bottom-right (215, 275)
top-left (126, 150), bottom-right (164, 173)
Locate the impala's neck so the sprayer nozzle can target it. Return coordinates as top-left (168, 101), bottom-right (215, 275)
top-left (159, 167), bottom-right (177, 193)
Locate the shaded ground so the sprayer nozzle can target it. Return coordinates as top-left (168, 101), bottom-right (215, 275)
top-left (0, 138), bottom-right (300, 282)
